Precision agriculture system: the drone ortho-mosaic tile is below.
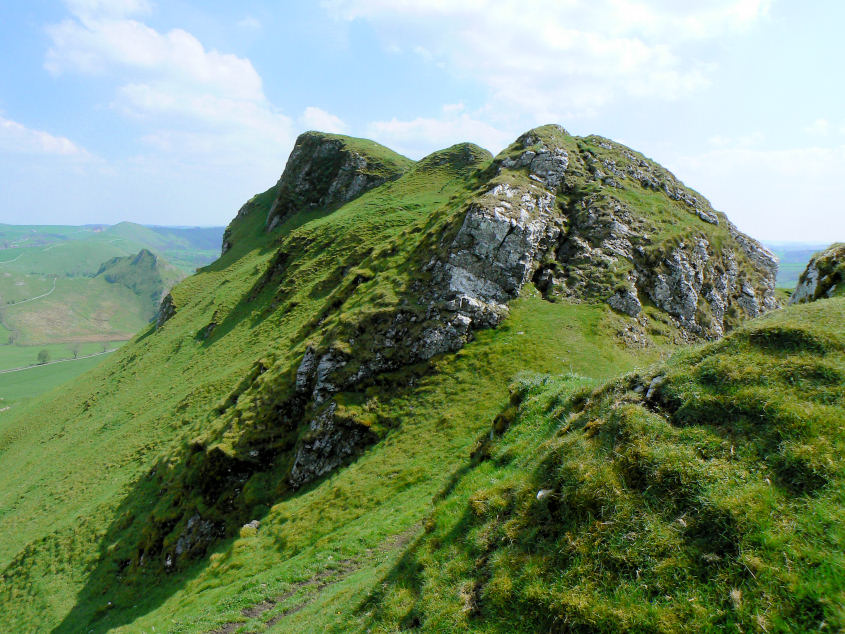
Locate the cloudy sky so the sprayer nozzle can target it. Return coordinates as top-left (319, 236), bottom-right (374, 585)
top-left (0, 0), bottom-right (842, 241)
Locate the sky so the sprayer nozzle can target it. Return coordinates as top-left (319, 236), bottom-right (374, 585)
top-left (0, 0), bottom-right (842, 242)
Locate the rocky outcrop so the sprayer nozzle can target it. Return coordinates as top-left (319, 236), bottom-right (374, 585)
top-left (288, 402), bottom-right (377, 489)
top-left (286, 126), bottom-right (781, 488)
top-left (156, 293), bottom-right (176, 329)
top-left (790, 243), bottom-right (845, 304)
top-left (264, 132), bottom-right (411, 232)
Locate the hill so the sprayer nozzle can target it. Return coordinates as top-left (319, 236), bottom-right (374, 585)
top-left (0, 127), bottom-right (836, 633)
top-left (95, 249), bottom-right (183, 320)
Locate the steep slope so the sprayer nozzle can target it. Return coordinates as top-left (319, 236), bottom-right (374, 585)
top-left (362, 298), bottom-right (844, 632)
top-left (790, 242), bottom-right (845, 304)
top-left (0, 127), bottom-right (783, 631)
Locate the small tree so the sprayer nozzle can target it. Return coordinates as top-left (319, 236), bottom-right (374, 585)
top-left (37, 349), bottom-right (50, 365)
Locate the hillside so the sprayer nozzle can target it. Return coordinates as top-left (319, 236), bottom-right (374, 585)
top-left (1, 126), bottom-right (837, 633)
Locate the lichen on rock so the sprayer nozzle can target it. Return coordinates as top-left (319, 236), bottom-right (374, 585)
top-left (264, 131), bottom-right (412, 232)
top-left (790, 243), bottom-right (845, 304)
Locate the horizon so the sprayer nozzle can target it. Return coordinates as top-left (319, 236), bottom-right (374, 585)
top-left (1, 1), bottom-right (843, 242)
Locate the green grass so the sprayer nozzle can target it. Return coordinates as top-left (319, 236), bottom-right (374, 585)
top-left (0, 340), bottom-right (124, 371)
top-left (0, 130), bottom-right (837, 633)
top-left (0, 351), bottom-right (117, 415)
top-left (357, 298), bottom-right (844, 632)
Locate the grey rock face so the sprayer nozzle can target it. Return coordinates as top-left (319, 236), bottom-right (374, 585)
top-left (171, 513), bottom-right (220, 563)
top-left (608, 286), bottom-right (642, 317)
top-left (265, 132), bottom-right (407, 231)
top-left (288, 402), bottom-right (376, 489)
top-left (156, 293), bottom-right (176, 329)
top-left (790, 261), bottom-right (821, 304)
top-left (789, 243), bottom-right (845, 304)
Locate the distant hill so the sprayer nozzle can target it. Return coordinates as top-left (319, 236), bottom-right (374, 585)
top-left (95, 248), bottom-right (184, 320)
top-left (0, 223), bottom-right (223, 410)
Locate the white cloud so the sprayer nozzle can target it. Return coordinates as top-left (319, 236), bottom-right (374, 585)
top-left (237, 16), bottom-right (262, 30)
top-left (672, 143), bottom-right (845, 242)
top-left (301, 107), bottom-right (349, 134)
top-left (45, 17), bottom-right (263, 101)
top-left (366, 108), bottom-right (513, 158)
top-left (64, 0), bottom-right (151, 19)
top-left (804, 118), bottom-right (831, 136)
top-left (324, 1), bottom-right (770, 119)
top-left (44, 3), bottom-right (295, 168)
top-left (0, 114), bottom-right (89, 157)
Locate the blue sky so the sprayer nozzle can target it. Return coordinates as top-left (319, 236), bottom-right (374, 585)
top-left (0, 0), bottom-right (842, 242)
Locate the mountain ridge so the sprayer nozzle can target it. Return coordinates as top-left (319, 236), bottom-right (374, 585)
top-left (1, 125), bottom-right (840, 633)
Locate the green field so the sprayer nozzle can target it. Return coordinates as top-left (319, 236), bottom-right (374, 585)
top-left (0, 351), bottom-right (116, 416)
top-left (0, 340), bottom-right (124, 371)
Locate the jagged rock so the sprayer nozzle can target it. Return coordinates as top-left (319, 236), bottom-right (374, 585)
top-left (265, 132), bottom-right (410, 231)
top-left (156, 293), bottom-right (176, 329)
top-left (608, 286), bottom-right (642, 317)
top-left (288, 402), bottom-right (377, 489)
top-left (790, 243), bottom-right (845, 304)
top-left (172, 513), bottom-right (220, 562)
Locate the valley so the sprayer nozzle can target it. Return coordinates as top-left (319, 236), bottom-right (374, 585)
top-left (0, 222), bottom-right (223, 412)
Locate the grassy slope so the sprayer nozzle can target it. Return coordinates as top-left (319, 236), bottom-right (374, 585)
top-left (0, 129), bottom-right (835, 633)
top-left (0, 143), bottom-right (493, 630)
top-left (0, 138), bottom-right (665, 632)
top-left (361, 298), bottom-right (844, 633)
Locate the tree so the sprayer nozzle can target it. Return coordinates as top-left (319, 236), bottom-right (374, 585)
top-left (37, 349), bottom-right (50, 365)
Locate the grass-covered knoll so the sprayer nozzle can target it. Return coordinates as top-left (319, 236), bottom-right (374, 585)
top-left (361, 298), bottom-right (844, 632)
top-left (0, 223), bottom-right (222, 351)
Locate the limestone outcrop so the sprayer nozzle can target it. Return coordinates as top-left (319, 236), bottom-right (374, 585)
top-left (790, 243), bottom-right (845, 304)
top-left (264, 131), bottom-right (411, 232)
top-left (287, 126), bottom-right (780, 487)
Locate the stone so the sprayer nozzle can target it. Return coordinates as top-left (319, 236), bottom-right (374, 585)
top-left (607, 286), bottom-right (642, 317)
top-left (790, 243), bottom-right (845, 304)
top-left (156, 293), bottom-right (176, 329)
top-left (264, 132), bottom-right (408, 230)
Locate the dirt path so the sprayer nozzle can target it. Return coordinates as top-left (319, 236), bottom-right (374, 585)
top-left (209, 523), bottom-right (420, 633)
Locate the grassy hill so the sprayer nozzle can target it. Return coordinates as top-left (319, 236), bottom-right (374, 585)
top-left (0, 129), bottom-right (840, 632)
